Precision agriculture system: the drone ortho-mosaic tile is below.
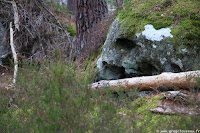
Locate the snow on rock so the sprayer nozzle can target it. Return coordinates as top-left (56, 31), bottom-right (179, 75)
top-left (137, 24), bottom-right (173, 41)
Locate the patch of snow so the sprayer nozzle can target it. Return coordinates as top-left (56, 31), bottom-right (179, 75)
top-left (153, 44), bottom-right (157, 48)
top-left (136, 33), bottom-right (141, 38)
top-left (181, 48), bottom-right (187, 53)
top-left (140, 24), bottom-right (173, 41)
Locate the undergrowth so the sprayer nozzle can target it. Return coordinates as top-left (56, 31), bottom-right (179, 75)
top-left (0, 60), bottom-right (200, 132)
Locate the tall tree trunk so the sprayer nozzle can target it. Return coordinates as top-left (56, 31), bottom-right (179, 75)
top-left (76, 0), bottom-right (108, 58)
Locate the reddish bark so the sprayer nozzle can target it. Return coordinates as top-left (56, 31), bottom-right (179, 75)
top-left (76, 0), bottom-right (108, 57)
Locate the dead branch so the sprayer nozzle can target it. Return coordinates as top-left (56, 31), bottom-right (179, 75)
top-left (37, 0), bottom-right (72, 44)
top-left (2, 0), bottom-right (20, 31)
top-left (90, 71), bottom-right (200, 91)
top-left (1, 0), bottom-right (75, 63)
top-left (10, 22), bottom-right (18, 84)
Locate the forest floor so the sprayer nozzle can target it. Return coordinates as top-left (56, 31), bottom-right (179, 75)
top-left (0, 67), bottom-right (12, 89)
top-left (1, 63), bottom-right (200, 132)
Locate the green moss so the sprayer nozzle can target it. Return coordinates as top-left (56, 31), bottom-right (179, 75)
top-left (106, 24), bottom-right (112, 38)
top-left (130, 94), bottom-right (200, 132)
top-left (119, 13), bottom-right (149, 38)
top-left (132, 94), bottom-right (163, 114)
top-left (118, 0), bottom-right (200, 47)
top-left (170, 18), bottom-right (200, 51)
top-left (118, 0), bottom-right (174, 37)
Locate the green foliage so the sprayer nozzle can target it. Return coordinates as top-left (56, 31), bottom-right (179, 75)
top-left (53, 2), bottom-right (71, 15)
top-left (67, 25), bottom-right (76, 37)
top-left (1, 61), bottom-right (200, 132)
top-left (0, 61), bottom-right (133, 132)
top-left (0, 95), bottom-right (9, 132)
top-left (1, 0), bottom-right (200, 129)
top-left (131, 94), bottom-right (200, 133)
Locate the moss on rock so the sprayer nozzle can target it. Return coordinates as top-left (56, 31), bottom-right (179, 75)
top-left (118, 0), bottom-right (200, 47)
top-left (130, 94), bottom-right (200, 132)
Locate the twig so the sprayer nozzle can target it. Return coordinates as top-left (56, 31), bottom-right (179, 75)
top-left (37, 0), bottom-right (72, 44)
top-left (9, 97), bottom-right (19, 109)
top-left (10, 22), bottom-right (18, 84)
top-left (0, 64), bottom-right (9, 70)
top-left (37, 0), bottom-right (75, 59)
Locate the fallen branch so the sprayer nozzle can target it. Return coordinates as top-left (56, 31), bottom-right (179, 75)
top-left (90, 71), bottom-right (200, 91)
top-left (10, 22), bottom-right (18, 84)
top-left (3, 0), bottom-right (19, 83)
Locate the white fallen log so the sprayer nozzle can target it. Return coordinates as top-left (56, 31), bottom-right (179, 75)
top-left (90, 71), bottom-right (200, 91)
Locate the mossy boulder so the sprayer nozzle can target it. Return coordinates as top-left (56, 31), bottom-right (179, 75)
top-left (96, 0), bottom-right (200, 81)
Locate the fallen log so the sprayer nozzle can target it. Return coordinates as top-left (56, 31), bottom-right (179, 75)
top-left (90, 71), bottom-right (200, 91)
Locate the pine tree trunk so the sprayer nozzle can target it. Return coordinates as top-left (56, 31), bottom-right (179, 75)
top-left (76, 0), bottom-right (108, 58)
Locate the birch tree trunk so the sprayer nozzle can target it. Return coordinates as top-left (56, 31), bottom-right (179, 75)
top-left (90, 71), bottom-right (200, 91)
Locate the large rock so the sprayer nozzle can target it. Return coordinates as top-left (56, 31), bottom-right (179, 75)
top-left (0, 18), bottom-right (9, 64)
top-left (96, 15), bottom-right (200, 81)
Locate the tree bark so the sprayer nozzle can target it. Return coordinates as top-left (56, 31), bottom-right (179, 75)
top-left (90, 71), bottom-right (200, 91)
top-left (76, 0), bottom-right (108, 57)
